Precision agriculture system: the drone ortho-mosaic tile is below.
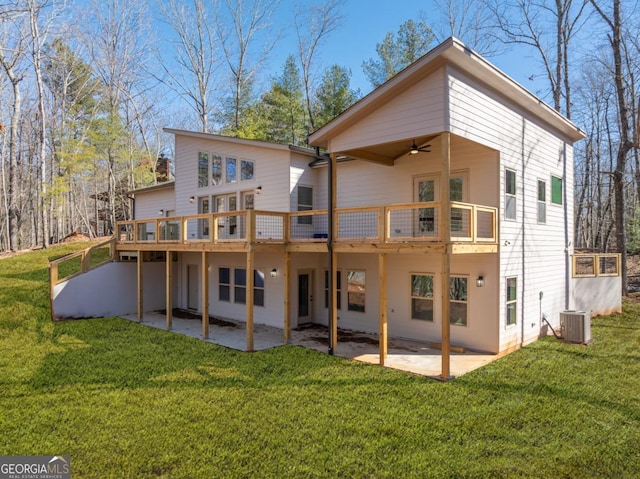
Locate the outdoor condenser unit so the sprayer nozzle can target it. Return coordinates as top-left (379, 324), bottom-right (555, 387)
top-left (560, 311), bottom-right (592, 344)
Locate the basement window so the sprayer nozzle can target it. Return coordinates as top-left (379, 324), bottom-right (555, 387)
top-left (449, 276), bottom-right (468, 326)
top-left (411, 274), bottom-right (434, 321)
top-left (347, 271), bottom-right (366, 312)
top-left (506, 277), bottom-right (517, 326)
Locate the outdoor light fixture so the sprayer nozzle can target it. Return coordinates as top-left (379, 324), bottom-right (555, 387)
top-left (270, 268), bottom-right (278, 278)
top-left (189, 196), bottom-right (195, 203)
top-left (158, 209), bottom-right (165, 216)
top-left (476, 276), bottom-right (484, 288)
top-left (255, 186), bottom-right (263, 194)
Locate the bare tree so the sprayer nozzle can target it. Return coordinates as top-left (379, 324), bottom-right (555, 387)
top-left (161, 0), bottom-right (218, 133)
top-left (26, 0), bottom-right (56, 247)
top-left (293, 0), bottom-right (344, 133)
top-left (589, 0), bottom-right (637, 294)
top-left (215, 0), bottom-right (281, 135)
top-left (488, 0), bottom-right (590, 118)
top-left (0, 4), bottom-right (28, 250)
top-left (433, 0), bottom-right (500, 55)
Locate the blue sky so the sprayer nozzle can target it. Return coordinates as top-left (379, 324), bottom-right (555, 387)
top-left (269, 0), bottom-right (550, 100)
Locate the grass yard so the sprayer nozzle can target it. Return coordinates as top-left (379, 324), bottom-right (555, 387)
top-left (1, 243), bottom-right (639, 478)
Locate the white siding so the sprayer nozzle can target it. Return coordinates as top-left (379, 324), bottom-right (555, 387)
top-left (328, 67), bottom-right (447, 152)
top-left (333, 134), bottom-right (498, 208)
top-left (134, 187), bottom-right (175, 220)
top-left (449, 66), bottom-right (575, 352)
top-left (172, 135), bottom-right (292, 216)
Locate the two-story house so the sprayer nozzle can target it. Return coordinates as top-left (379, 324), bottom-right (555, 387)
top-left (51, 38), bottom-right (621, 378)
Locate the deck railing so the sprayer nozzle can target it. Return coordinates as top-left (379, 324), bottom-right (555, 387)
top-left (116, 202), bottom-right (497, 247)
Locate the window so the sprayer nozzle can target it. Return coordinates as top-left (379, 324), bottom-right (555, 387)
top-left (536, 180), bottom-right (546, 223)
top-left (198, 152), bottom-right (209, 188)
top-left (226, 157), bottom-right (237, 183)
top-left (449, 276), bottom-right (468, 326)
top-left (324, 270), bottom-right (342, 309)
top-left (506, 277), bottom-right (517, 326)
top-left (505, 168), bottom-right (516, 220)
top-left (232, 268), bottom-right (264, 306)
top-left (219, 267), bottom-right (231, 302)
top-left (347, 271), bottom-right (366, 312)
top-left (551, 175), bottom-right (563, 205)
top-left (212, 155), bottom-right (223, 186)
top-left (254, 269), bottom-right (265, 307)
top-left (241, 160), bottom-right (254, 181)
top-left (234, 268), bottom-right (246, 304)
top-left (411, 274), bottom-right (433, 321)
top-left (297, 186), bottom-right (313, 225)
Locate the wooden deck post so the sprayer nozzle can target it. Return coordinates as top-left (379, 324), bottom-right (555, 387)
top-left (166, 251), bottom-right (172, 330)
top-left (441, 132), bottom-right (452, 380)
top-left (330, 250), bottom-right (338, 351)
top-left (379, 253), bottom-right (388, 365)
top-left (137, 251), bottom-right (143, 322)
top-left (284, 251), bottom-right (291, 342)
top-left (328, 152), bottom-right (338, 353)
top-left (202, 251), bottom-right (209, 339)
top-left (246, 248), bottom-right (255, 352)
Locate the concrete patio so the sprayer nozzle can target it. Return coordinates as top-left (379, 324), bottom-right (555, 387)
top-left (121, 311), bottom-right (499, 378)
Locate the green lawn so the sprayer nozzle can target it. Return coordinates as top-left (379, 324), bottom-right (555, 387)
top-left (1, 244), bottom-right (639, 478)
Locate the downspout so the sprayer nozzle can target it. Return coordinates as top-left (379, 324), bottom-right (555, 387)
top-left (563, 143), bottom-right (570, 310)
top-left (521, 118), bottom-right (526, 347)
top-left (327, 150), bottom-right (335, 355)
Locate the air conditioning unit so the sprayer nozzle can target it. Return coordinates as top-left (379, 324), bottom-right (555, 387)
top-left (560, 311), bottom-right (592, 344)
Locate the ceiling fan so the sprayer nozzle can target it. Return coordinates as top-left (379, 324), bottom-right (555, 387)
top-left (409, 139), bottom-right (431, 155)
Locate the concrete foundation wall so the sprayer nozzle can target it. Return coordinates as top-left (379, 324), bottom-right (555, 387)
top-left (53, 262), bottom-right (167, 318)
top-left (573, 276), bottom-right (622, 316)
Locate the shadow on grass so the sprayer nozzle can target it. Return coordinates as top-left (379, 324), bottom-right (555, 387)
top-left (28, 317), bottom-right (418, 392)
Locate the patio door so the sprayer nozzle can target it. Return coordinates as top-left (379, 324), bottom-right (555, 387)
top-left (414, 175), bottom-right (439, 237)
top-left (414, 173), bottom-right (468, 237)
top-left (187, 264), bottom-right (199, 310)
top-left (297, 270), bottom-right (314, 324)
top-left (198, 196), bottom-right (210, 238)
top-left (214, 193), bottom-right (238, 239)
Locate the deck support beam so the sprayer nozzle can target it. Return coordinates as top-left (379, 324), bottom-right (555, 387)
top-left (441, 132), bottom-right (452, 381)
top-left (379, 253), bottom-right (388, 365)
top-left (246, 248), bottom-right (255, 351)
top-left (328, 152), bottom-right (338, 354)
top-left (166, 252), bottom-right (172, 330)
top-left (137, 251), bottom-right (143, 322)
top-left (202, 251), bottom-right (209, 339)
top-left (284, 251), bottom-right (291, 342)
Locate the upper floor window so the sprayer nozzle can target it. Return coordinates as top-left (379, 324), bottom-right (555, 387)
top-left (505, 168), bottom-right (516, 220)
top-left (297, 186), bottom-right (313, 225)
top-left (198, 152), bottom-right (209, 188)
top-left (537, 180), bottom-right (546, 224)
top-left (198, 152), bottom-right (254, 187)
top-left (551, 175), bottom-right (563, 205)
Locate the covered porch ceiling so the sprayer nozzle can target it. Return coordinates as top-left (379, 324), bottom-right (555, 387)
top-left (332, 134), bottom-right (440, 166)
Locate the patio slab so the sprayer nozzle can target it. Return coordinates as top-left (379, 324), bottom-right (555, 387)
top-left (120, 312), bottom-right (498, 378)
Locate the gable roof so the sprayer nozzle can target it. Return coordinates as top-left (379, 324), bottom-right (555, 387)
top-left (308, 37), bottom-right (585, 154)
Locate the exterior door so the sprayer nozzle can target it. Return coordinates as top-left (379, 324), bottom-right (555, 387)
top-left (187, 264), bottom-right (199, 310)
top-left (214, 193), bottom-right (238, 238)
top-left (297, 270), bottom-right (313, 324)
top-left (198, 196), bottom-right (210, 238)
top-left (414, 175), bottom-right (440, 237)
top-left (414, 173), bottom-right (468, 237)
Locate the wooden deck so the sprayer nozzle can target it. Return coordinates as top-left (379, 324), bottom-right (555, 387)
top-left (114, 201), bottom-right (498, 254)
